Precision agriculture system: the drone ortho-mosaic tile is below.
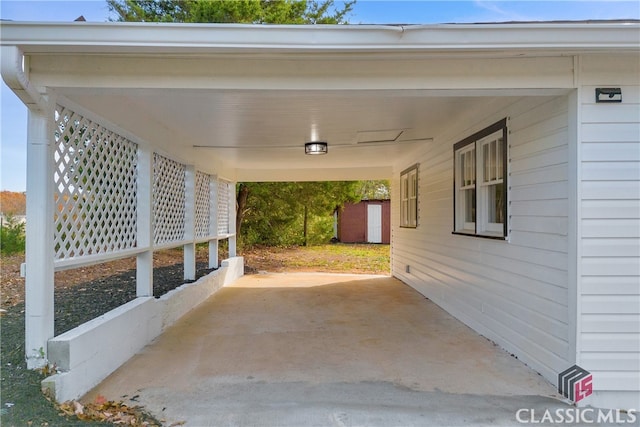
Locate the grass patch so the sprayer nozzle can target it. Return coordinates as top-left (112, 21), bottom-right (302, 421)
top-left (243, 243), bottom-right (390, 275)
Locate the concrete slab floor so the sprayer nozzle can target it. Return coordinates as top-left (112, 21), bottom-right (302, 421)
top-left (85, 273), bottom-right (572, 426)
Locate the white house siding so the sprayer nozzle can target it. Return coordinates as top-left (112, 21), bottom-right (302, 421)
top-left (392, 95), bottom-right (572, 388)
top-left (577, 55), bottom-right (640, 409)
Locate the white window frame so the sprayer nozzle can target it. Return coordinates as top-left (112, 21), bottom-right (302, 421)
top-left (453, 119), bottom-right (508, 239)
top-left (400, 164), bottom-right (418, 228)
top-left (477, 132), bottom-right (505, 235)
top-left (455, 144), bottom-right (476, 233)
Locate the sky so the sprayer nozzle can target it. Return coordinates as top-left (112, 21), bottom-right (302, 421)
top-left (1, 0), bottom-right (639, 192)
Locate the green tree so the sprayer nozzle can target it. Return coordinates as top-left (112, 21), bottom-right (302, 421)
top-left (107, 0), bottom-right (193, 22)
top-left (1, 215), bottom-right (26, 255)
top-left (239, 181), bottom-right (360, 247)
top-left (108, 0), bottom-right (355, 24)
top-left (358, 180), bottom-right (390, 200)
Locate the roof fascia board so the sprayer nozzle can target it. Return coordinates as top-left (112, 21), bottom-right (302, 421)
top-left (1, 22), bottom-right (638, 55)
top-left (27, 55), bottom-right (576, 90)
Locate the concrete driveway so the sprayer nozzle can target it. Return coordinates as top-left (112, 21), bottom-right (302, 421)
top-left (85, 273), bottom-right (568, 426)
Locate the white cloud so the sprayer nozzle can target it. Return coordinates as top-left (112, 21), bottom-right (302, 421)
top-left (473, 0), bottom-right (638, 22)
top-left (473, 1), bottom-right (536, 22)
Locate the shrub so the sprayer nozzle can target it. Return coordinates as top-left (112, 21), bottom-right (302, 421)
top-left (1, 215), bottom-right (26, 255)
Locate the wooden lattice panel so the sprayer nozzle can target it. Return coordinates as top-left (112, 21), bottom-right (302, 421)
top-left (217, 180), bottom-right (231, 235)
top-left (195, 171), bottom-right (212, 239)
top-left (53, 105), bottom-right (138, 260)
top-left (153, 154), bottom-right (186, 245)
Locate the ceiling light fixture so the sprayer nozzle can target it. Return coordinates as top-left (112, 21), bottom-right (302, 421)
top-left (305, 141), bottom-right (328, 155)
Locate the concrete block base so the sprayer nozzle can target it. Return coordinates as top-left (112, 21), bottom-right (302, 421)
top-left (43, 257), bottom-right (244, 402)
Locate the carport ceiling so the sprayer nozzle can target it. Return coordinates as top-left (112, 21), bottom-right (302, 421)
top-left (62, 87), bottom-right (519, 178)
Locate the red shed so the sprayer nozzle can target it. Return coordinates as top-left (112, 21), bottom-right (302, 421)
top-left (337, 200), bottom-right (390, 244)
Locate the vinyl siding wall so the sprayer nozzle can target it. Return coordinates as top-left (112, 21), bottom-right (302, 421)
top-left (392, 95), bottom-right (572, 387)
top-left (577, 55), bottom-right (640, 409)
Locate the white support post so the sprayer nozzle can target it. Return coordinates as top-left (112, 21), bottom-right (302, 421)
top-left (184, 166), bottom-right (196, 280)
top-left (136, 147), bottom-right (153, 297)
top-left (25, 108), bottom-right (55, 369)
top-left (228, 182), bottom-right (237, 257)
top-left (209, 176), bottom-right (219, 269)
top-left (568, 62), bottom-right (582, 367)
top-left (209, 240), bottom-right (219, 269)
top-left (228, 238), bottom-right (237, 258)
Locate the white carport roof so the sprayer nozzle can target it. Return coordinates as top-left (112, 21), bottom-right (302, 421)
top-left (2, 21), bottom-right (638, 181)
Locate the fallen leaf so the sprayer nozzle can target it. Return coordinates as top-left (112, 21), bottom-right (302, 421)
top-left (55, 399), bottom-right (161, 426)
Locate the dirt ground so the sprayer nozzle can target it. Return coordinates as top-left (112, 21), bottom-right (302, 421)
top-left (1, 247), bottom-right (212, 308)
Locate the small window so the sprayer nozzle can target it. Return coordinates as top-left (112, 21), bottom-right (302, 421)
top-left (453, 119), bottom-right (507, 239)
top-left (400, 164), bottom-right (418, 228)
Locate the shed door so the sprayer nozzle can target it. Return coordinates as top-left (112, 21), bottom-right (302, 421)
top-left (367, 204), bottom-right (382, 243)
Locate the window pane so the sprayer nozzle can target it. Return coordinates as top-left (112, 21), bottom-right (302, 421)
top-left (490, 141), bottom-right (496, 181)
top-left (405, 200), bottom-right (409, 225)
top-left (464, 189), bottom-right (476, 223)
top-left (488, 182), bottom-right (504, 224)
top-left (483, 143), bottom-right (489, 183)
top-left (497, 137), bottom-right (503, 179)
top-left (402, 176), bottom-right (408, 199)
top-left (401, 200), bottom-right (407, 226)
top-left (461, 149), bottom-right (476, 186)
top-left (461, 152), bottom-right (468, 185)
top-left (411, 171), bottom-right (417, 197)
top-left (409, 198), bottom-right (416, 226)
top-left (471, 149), bottom-right (475, 184)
